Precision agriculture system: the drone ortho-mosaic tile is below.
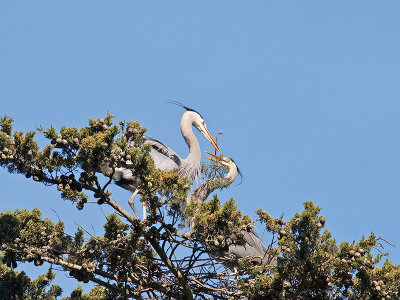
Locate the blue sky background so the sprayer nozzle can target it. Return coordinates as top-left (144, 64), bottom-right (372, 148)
top-left (1, 1), bottom-right (400, 296)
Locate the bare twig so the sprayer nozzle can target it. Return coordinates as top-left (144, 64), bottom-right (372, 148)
top-left (74, 221), bottom-right (95, 238)
top-left (214, 131), bottom-right (223, 155)
top-left (377, 236), bottom-right (396, 248)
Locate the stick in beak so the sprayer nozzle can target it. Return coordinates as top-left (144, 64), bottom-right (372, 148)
top-left (205, 151), bottom-right (223, 163)
top-left (202, 128), bottom-right (221, 153)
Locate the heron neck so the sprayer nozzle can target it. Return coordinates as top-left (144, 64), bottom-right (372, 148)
top-left (187, 166), bottom-right (237, 204)
top-left (180, 115), bottom-right (201, 164)
top-left (225, 167), bottom-right (238, 184)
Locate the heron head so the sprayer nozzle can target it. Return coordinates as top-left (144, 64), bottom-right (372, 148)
top-left (167, 100), bottom-right (221, 152)
top-left (205, 151), bottom-right (235, 168)
top-left (205, 151), bottom-right (243, 184)
top-left (184, 112), bottom-right (218, 151)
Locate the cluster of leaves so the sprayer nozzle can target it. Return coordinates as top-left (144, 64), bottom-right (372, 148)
top-left (0, 208), bottom-right (70, 268)
top-left (187, 195), bottom-right (252, 252)
top-left (0, 207), bottom-right (168, 298)
top-left (0, 252), bottom-right (62, 299)
top-left (241, 202), bottom-right (400, 299)
top-left (62, 285), bottom-right (108, 300)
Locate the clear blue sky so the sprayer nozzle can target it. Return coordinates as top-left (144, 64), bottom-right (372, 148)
top-left (1, 1), bottom-right (400, 296)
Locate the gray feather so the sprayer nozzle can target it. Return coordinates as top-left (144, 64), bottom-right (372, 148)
top-left (142, 136), bottom-right (181, 168)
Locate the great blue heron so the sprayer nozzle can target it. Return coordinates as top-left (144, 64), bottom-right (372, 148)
top-left (187, 152), bottom-right (276, 267)
top-left (101, 103), bottom-right (221, 219)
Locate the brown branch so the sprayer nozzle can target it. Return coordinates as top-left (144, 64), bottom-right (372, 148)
top-left (106, 197), bottom-right (135, 223)
top-left (190, 277), bottom-right (240, 296)
top-left (150, 238), bottom-right (194, 300)
top-left (37, 255), bottom-right (83, 272)
top-left (101, 167), bottom-right (115, 192)
top-left (39, 254), bottom-right (120, 282)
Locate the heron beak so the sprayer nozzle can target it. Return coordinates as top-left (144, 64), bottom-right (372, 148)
top-left (205, 151), bottom-right (225, 164)
top-left (201, 128), bottom-right (221, 153)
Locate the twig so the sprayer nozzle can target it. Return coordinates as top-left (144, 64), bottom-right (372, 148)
top-left (190, 277), bottom-right (240, 296)
top-left (372, 246), bottom-right (383, 254)
top-left (50, 208), bottom-right (62, 222)
top-left (377, 236), bottom-right (396, 248)
top-left (214, 131), bottom-right (223, 155)
top-left (101, 167), bottom-right (115, 192)
top-left (74, 221), bottom-right (95, 238)
top-left (91, 224), bottom-right (96, 236)
top-left (150, 238), bottom-right (194, 300)
top-left (114, 210), bottom-right (125, 218)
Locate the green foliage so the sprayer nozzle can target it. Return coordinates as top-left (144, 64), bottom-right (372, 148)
top-left (104, 215), bottom-right (128, 240)
top-left (242, 202), bottom-right (400, 299)
top-left (0, 256), bottom-right (62, 299)
top-left (0, 115), bottom-right (14, 135)
top-left (1, 114), bottom-right (399, 299)
top-left (189, 195), bottom-right (253, 251)
top-left (0, 208), bottom-right (72, 269)
top-left (200, 160), bottom-right (229, 181)
top-left (62, 285), bottom-right (108, 300)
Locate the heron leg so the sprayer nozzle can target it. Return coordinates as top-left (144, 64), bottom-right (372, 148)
top-left (142, 201), bottom-right (147, 221)
top-left (128, 189), bottom-right (141, 219)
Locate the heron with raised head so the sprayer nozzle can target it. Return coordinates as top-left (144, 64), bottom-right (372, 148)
top-left (187, 152), bottom-right (276, 267)
top-left (101, 102), bottom-right (221, 219)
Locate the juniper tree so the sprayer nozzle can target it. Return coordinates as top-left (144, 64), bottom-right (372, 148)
top-left (0, 114), bottom-right (399, 299)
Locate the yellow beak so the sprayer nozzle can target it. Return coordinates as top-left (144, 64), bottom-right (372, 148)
top-left (205, 151), bottom-right (226, 164)
top-left (201, 128), bottom-right (221, 153)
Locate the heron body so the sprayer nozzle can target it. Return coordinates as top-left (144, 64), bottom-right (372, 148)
top-left (108, 136), bottom-right (183, 192)
top-left (227, 229), bottom-right (270, 265)
top-left (100, 106), bottom-right (221, 219)
top-left (102, 109), bottom-right (219, 189)
top-left (187, 153), bottom-right (275, 266)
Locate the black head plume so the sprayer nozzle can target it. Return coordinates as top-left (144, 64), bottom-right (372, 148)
top-left (166, 100), bottom-right (204, 119)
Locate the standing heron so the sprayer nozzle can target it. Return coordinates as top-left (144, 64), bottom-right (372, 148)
top-left (187, 152), bottom-right (276, 267)
top-left (101, 102), bottom-right (221, 219)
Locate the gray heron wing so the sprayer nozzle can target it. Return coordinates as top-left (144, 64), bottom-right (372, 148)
top-left (242, 230), bottom-right (268, 253)
top-left (104, 136), bottom-right (181, 190)
top-left (226, 230), bottom-right (270, 265)
top-left (142, 136), bottom-right (182, 172)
